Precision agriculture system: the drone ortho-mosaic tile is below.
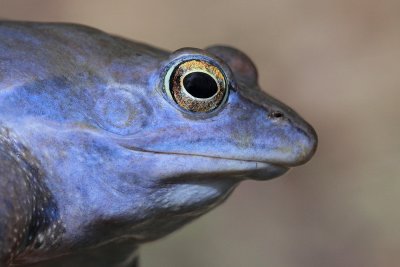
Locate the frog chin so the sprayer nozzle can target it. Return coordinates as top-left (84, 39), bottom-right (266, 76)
top-left (221, 161), bottom-right (289, 181)
top-left (135, 159), bottom-right (289, 240)
top-left (168, 158), bottom-right (289, 181)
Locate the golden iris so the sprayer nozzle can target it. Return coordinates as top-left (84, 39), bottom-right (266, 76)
top-left (166, 60), bottom-right (227, 113)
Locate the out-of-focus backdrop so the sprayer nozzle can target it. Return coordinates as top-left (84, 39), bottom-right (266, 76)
top-left (1, 0), bottom-right (399, 266)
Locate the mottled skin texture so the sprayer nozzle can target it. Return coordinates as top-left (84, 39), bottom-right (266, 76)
top-left (0, 21), bottom-right (317, 266)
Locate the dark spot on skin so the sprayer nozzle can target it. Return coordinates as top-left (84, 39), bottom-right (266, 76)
top-left (33, 240), bottom-right (42, 250)
top-left (269, 111), bottom-right (284, 119)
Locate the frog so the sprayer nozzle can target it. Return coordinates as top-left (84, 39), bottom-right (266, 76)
top-left (0, 21), bottom-right (317, 267)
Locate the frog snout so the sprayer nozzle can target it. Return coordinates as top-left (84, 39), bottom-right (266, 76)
top-left (271, 111), bottom-right (318, 167)
top-left (290, 121), bottom-right (318, 166)
top-left (229, 88), bottom-right (317, 167)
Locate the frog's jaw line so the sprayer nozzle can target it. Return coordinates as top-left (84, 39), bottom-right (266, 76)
top-left (120, 144), bottom-right (290, 181)
top-left (121, 143), bottom-right (288, 166)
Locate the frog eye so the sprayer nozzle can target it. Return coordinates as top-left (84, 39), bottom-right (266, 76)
top-left (165, 60), bottom-right (228, 113)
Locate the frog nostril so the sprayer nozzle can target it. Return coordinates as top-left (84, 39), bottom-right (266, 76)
top-left (269, 111), bottom-right (284, 119)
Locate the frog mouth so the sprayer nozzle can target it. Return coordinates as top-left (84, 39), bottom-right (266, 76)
top-left (121, 144), bottom-right (289, 181)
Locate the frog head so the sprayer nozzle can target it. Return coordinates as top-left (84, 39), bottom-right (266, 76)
top-left (45, 45), bottom-right (316, 246)
top-left (0, 22), bottom-right (317, 263)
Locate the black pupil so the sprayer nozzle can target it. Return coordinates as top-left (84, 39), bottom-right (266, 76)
top-left (183, 72), bottom-right (218, 98)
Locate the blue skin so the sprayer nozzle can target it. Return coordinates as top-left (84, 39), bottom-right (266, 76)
top-left (0, 21), bottom-right (317, 266)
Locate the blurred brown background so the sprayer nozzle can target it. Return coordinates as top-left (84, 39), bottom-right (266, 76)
top-left (1, 0), bottom-right (399, 266)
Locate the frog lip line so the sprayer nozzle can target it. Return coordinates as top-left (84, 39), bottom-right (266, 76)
top-left (120, 144), bottom-right (291, 170)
